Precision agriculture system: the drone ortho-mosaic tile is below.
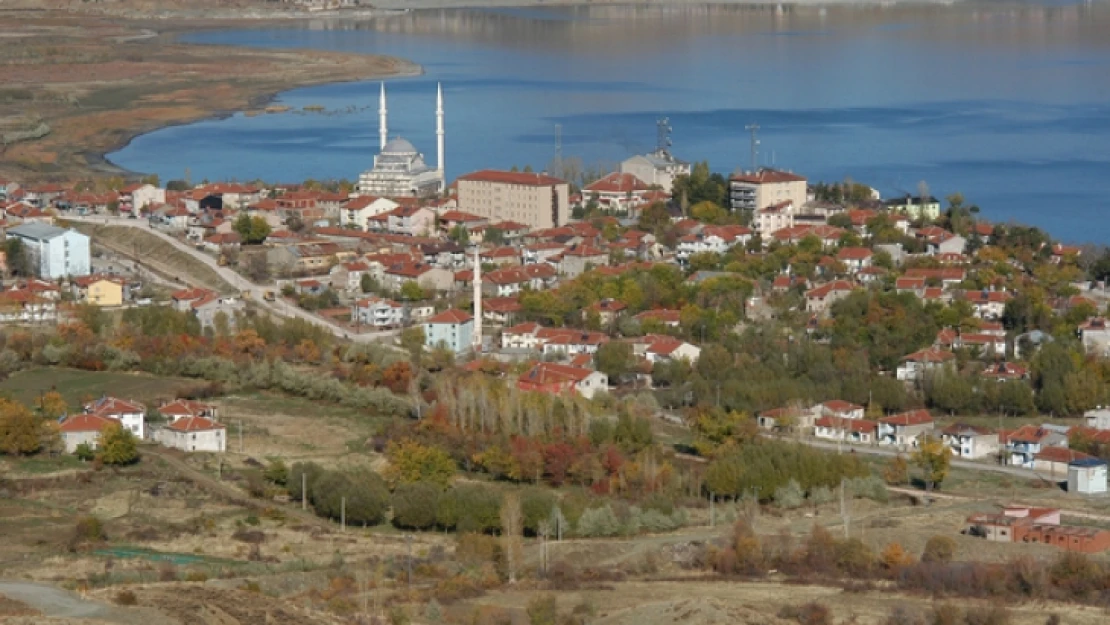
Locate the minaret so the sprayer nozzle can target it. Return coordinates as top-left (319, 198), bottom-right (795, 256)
top-left (436, 82), bottom-right (445, 189)
top-left (472, 247), bottom-right (483, 353)
top-left (378, 82), bottom-right (388, 151)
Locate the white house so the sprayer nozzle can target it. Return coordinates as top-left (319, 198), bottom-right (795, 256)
top-left (1084, 407), bottom-right (1110, 431)
top-left (1079, 318), bottom-right (1110, 357)
top-left (340, 196), bottom-right (399, 231)
top-left (6, 222), bottom-right (91, 279)
top-left (896, 348), bottom-right (956, 382)
top-left (620, 149), bottom-right (690, 192)
top-left (940, 423), bottom-right (999, 460)
top-left (58, 413), bottom-right (117, 453)
top-left (814, 416), bottom-right (877, 444)
top-left (424, 308), bottom-right (474, 354)
top-left (84, 396), bottom-right (145, 439)
top-left (753, 201), bottom-right (794, 238)
top-left (517, 362), bottom-right (609, 399)
top-left (877, 410), bottom-right (934, 447)
top-left (353, 296), bottom-right (405, 328)
top-left (155, 416), bottom-right (227, 453)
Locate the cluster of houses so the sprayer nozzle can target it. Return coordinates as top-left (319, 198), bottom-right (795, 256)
top-left (757, 399), bottom-right (1110, 495)
top-left (58, 396), bottom-right (227, 454)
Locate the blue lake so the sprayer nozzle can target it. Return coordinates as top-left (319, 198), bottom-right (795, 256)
top-left (108, 4), bottom-right (1110, 242)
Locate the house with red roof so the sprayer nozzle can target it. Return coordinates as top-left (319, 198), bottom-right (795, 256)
top-left (0, 289), bottom-right (57, 324)
top-left (155, 416), bottom-right (227, 453)
top-left (896, 347), bottom-right (956, 382)
top-left (816, 400), bottom-right (865, 421)
top-left (352, 296), bottom-right (405, 329)
top-left (835, 247), bottom-right (873, 274)
top-left (583, 172), bottom-right (652, 214)
top-left (815, 415), bottom-right (878, 444)
top-left (480, 246), bottom-right (522, 267)
top-left (878, 410), bottom-right (934, 447)
top-left (958, 289), bottom-right (1013, 320)
top-left (538, 328), bottom-right (609, 358)
top-left (483, 264), bottom-right (558, 298)
top-left (84, 396), bottom-right (145, 439)
top-left (756, 405), bottom-right (811, 430)
top-left (634, 309), bottom-right (682, 329)
top-left (339, 196), bottom-right (399, 231)
top-left (1079, 317), bottom-right (1110, 357)
top-left (728, 168), bottom-right (807, 212)
top-left (58, 413), bottom-right (117, 453)
top-left (584, 298), bottom-right (627, 326)
top-left (560, 244), bottom-right (609, 278)
top-left (482, 297), bottom-right (521, 327)
top-left (630, 334), bottom-right (701, 364)
top-left (980, 361), bottom-right (1029, 382)
top-left (158, 399), bottom-right (218, 423)
top-left (804, 280), bottom-right (857, 314)
top-left (1035, 446), bottom-right (1095, 478)
top-left (1000, 424), bottom-right (1068, 468)
top-left (516, 361), bottom-right (608, 399)
top-left (423, 308), bottom-right (474, 354)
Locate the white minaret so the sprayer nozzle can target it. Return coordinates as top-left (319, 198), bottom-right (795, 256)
top-left (378, 82), bottom-right (388, 151)
top-left (472, 247), bottom-right (482, 352)
top-left (436, 82), bottom-right (445, 188)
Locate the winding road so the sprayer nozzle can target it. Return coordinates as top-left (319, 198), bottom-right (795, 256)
top-left (66, 216), bottom-right (400, 344)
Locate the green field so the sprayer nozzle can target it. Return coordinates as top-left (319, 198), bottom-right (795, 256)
top-left (0, 368), bottom-right (196, 409)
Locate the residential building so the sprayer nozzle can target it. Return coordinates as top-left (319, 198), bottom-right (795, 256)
top-left (816, 400), bottom-right (865, 421)
top-left (585, 299), bottom-right (627, 326)
top-left (728, 168), bottom-right (807, 212)
top-left (352, 296), bottom-right (405, 328)
top-left (940, 423), bottom-right (999, 460)
top-left (482, 297), bottom-right (521, 327)
top-left (884, 195), bottom-right (941, 220)
top-left (675, 226), bottom-right (753, 263)
top-left (158, 399), bottom-right (218, 423)
top-left (1079, 318), bottom-right (1110, 356)
top-left (756, 406), bottom-right (812, 431)
top-left (804, 280), bottom-right (856, 315)
top-left (634, 309), bottom-right (681, 329)
top-left (368, 206), bottom-right (437, 237)
top-left (6, 222), bottom-right (90, 279)
top-left (1035, 447), bottom-right (1095, 479)
top-left (958, 289), bottom-right (1013, 320)
top-left (516, 362), bottom-right (609, 399)
top-left (340, 196), bottom-right (399, 230)
top-left (382, 262), bottom-right (454, 293)
top-left (0, 290), bottom-right (57, 324)
top-left (84, 396), bottom-right (145, 439)
top-left (980, 362), bottom-right (1029, 382)
top-left (330, 261), bottom-right (372, 293)
top-left (424, 308), bottom-right (474, 354)
top-left (456, 170), bottom-right (570, 230)
top-left (583, 172), bottom-right (652, 214)
top-left (814, 416), bottom-right (877, 444)
top-left (560, 245), bottom-right (609, 278)
top-left (877, 410), bottom-right (934, 447)
top-left (753, 201), bottom-right (795, 238)
top-left (630, 334), bottom-right (701, 364)
top-left (835, 247), bottom-right (873, 274)
top-left (1084, 407), bottom-right (1110, 431)
top-left (896, 348), bottom-right (956, 382)
top-left (59, 413), bottom-right (116, 453)
top-left (620, 149), bottom-right (690, 192)
top-left (192, 294), bottom-right (244, 331)
top-left (155, 416), bottom-right (227, 453)
top-left (71, 276), bottom-right (124, 307)
top-left (1001, 425), bottom-right (1066, 468)
top-left (1069, 458), bottom-right (1108, 495)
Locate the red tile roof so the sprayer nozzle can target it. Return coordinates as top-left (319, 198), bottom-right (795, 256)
top-left (730, 169), bottom-right (806, 184)
top-left (880, 409), bottom-right (933, 427)
top-left (59, 413), bottom-right (116, 433)
top-left (427, 308), bottom-right (473, 324)
top-left (166, 415), bottom-right (225, 432)
top-left (585, 172), bottom-right (650, 194)
top-left (902, 347), bottom-right (955, 363)
top-left (815, 416), bottom-right (877, 433)
top-left (459, 170), bottom-right (566, 186)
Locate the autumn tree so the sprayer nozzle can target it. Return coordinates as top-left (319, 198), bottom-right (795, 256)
top-left (39, 391), bottom-right (68, 420)
top-left (883, 455), bottom-right (909, 486)
top-left (382, 361), bottom-right (414, 394)
top-left (595, 341), bottom-right (634, 381)
top-left (879, 542), bottom-right (914, 570)
top-left (500, 492), bottom-right (523, 583)
top-left (98, 422), bottom-right (139, 465)
top-left (233, 214), bottom-right (272, 245)
top-left (385, 439), bottom-right (456, 487)
top-left (912, 436), bottom-right (950, 491)
top-left (921, 535), bottom-right (956, 564)
top-left (0, 398), bottom-right (43, 455)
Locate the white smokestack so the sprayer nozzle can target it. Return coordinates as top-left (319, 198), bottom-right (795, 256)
top-left (379, 82), bottom-right (388, 151)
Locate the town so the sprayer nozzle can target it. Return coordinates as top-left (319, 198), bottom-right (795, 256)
top-left (4, 88), bottom-right (1110, 625)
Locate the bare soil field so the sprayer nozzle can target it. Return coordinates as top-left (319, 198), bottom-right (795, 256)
top-left (0, 9), bottom-right (415, 182)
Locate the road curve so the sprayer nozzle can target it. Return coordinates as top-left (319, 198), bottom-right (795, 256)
top-left (66, 216), bottom-right (399, 344)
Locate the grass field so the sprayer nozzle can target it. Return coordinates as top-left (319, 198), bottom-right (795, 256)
top-left (0, 368), bottom-right (197, 409)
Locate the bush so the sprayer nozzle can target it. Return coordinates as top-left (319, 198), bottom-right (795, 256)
top-left (520, 487), bottom-right (557, 535)
top-left (576, 505), bottom-right (621, 537)
top-left (72, 516), bottom-right (106, 545)
top-left (264, 459), bottom-right (288, 486)
top-left (965, 605), bottom-right (1012, 625)
top-left (75, 442), bottom-right (95, 462)
top-left (778, 602), bottom-right (833, 625)
top-left (774, 479), bottom-right (805, 509)
top-left (846, 475), bottom-right (889, 502)
top-left (287, 462), bottom-right (323, 502)
top-left (921, 535), bottom-right (956, 564)
top-left (391, 481), bottom-right (441, 530)
top-left (809, 486), bottom-right (835, 506)
top-left (437, 484), bottom-right (502, 533)
top-left (114, 590), bottom-right (137, 606)
top-left (526, 594), bottom-right (558, 625)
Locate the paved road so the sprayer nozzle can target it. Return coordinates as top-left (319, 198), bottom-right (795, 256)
top-left (788, 436), bottom-right (1053, 481)
top-left (67, 216), bottom-right (400, 344)
top-left (0, 581), bottom-right (111, 619)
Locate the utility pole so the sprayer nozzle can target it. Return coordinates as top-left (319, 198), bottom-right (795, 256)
top-left (709, 492), bottom-right (715, 528)
top-left (745, 123), bottom-right (760, 172)
top-left (839, 478), bottom-right (850, 539)
top-left (406, 534), bottom-right (413, 589)
top-left (238, 419), bottom-right (243, 454)
top-left (341, 496), bottom-right (346, 532)
top-left (302, 471), bottom-right (307, 510)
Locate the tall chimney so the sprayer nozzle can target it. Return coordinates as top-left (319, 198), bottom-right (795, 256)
top-left (379, 82), bottom-right (388, 151)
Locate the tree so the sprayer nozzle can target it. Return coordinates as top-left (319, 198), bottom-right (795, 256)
top-left (883, 455), bottom-right (909, 486)
top-left (4, 238), bottom-right (30, 277)
top-left (399, 281), bottom-right (425, 302)
top-left (360, 272), bottom-right (377, 294)
top-left (595, 341), bottom-right (633, 381)
top-left (233, 214), bottom-right (272, 245)
top-left (485, 227), bottom-right (505, 246)
top-left (400, 327), bottom-right (426, 362)
top-left (39, 391), bottom-right (68, 420)
top-left (448, 224), bottom-right (470, 244)
top-left (0, 398), bottom-right (43, 455)
top-left (921, 535), bottom-right (956, 563)
top-left (391, 481), bottom-right (441, 530)
top-left (385, 439), bottom-right (456, 487)
top-left (245, 253), bottom-right (271, 282)
top-left (912, 436), bottom-right (950, 491)
top-left (500, 492), bottom-right (523, 583)
top-left (97, 422), bottom-right (139, 465)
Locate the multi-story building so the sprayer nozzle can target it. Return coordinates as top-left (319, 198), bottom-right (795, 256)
top-left (728, 168), bottom-right (807, 212)
top-left (357, 138), bottom-right (443, 198)
top-left (620, 149), bottom-right (690, 192)
top-left (6, 222), bottom-right (90, 279)
top-left (424, 308), bottom-right (474, 354)
top-left (457, 170), bottom-right (570, 230)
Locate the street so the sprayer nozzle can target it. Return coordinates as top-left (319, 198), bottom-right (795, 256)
top-left (65, 216), bottom-right (400, 344)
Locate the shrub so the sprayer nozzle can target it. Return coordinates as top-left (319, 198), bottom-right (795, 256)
top-left (575, 505), bottom-right (621, 537)
top-left (778, 602), bottom-right (833, 625)
top-left (881, 606), bottom-right (924, 625)
top-left (964, 605), bottom-right (1012, 625)
top-left (520, 487), bottom-right (557, 535)
top-left (774, 479), bottom-right (805, 509)
top-left (263, 459), bottom-right (288, 486)
top-left (72, 516), bottom-right (106, 544)
top-left (391, 481), bottom-right (441, 530)
top-left (809, 486), bottom-right (834, 506)
top-left (526, 594), bottom-right (558, 625)
top-left (287, 461), bottom-right (323, 501)
top-left (834, 537), bottom-right (874, 576)
top-left (75, 442), bottom-right (95, 462)
top-left (846, 475), bottom-right (889, 502)
top-left (114, 590), bottom-right (137, 606)
top-left (437, 484), bottom-right (502, 533)
top-left (921, 535), bottom-right (956, 564)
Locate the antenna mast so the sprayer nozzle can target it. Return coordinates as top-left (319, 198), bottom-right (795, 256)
top-left (745, 123), bottom-right (760, 171)
top-left (656, 117), bottom-right (672, 154)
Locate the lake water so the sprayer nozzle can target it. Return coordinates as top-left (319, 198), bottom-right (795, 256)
top-left (109, 3), bottom-right (1110, 242)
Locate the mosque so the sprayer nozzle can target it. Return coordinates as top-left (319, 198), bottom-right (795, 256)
top-left (356, 83), bottom-right (445, 198)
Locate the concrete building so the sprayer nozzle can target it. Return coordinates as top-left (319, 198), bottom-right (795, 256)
top-left (1069, 458), bottom-right (1108, 495)
top-left (71, 276), bottom-right (124, 307)
top-left (516, 361), bottom-right (609, 399)
top-left (352, 296), bottom-right (405, 329)
top-left (58, 413), bottom-right (117, 453)
top-left (940, 423), bottom-right (999, 460)
top-left (424, 308), bottom-right (474, 354)
top-left (620, 149), bottom-right (690, 192)
top-left (357, 83), bottom-right (445, 198)
top-left (155, 416), bottom-right (227, 453)
top-left (884, 195), bottom-right (941, 221)
top-left (877, 409), bottom-right (934, 447)
top-left (728, 168), bottom-right (807, 212)
top-left (753, 201), bottom-right (795, 238)
top-left (83, 396), bottom-right (145, 439)
top-left (456, 170), bottom-right (570, 230)
top-left (6, 222), bottom-right (90, 279)
top-left (1084, 407), bottom-right (1110, 430)
top-left (340, 196), bottom-right (399, 230)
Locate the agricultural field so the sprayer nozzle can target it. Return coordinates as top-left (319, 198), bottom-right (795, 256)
top-left (0, 368), bottom-right (197, 409)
